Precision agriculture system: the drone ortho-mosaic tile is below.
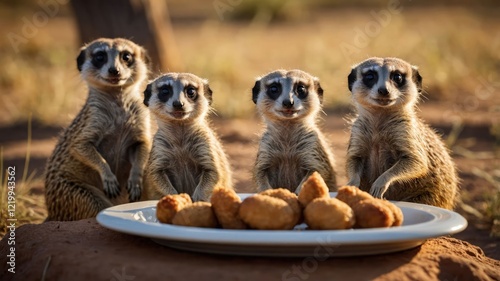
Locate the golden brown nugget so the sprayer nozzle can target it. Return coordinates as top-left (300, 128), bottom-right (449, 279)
top-left (210, 186), bottom-right (247, 229)
top-left (336, 185), bottom-right (373, 207)
top-left (172, 202), bottom-right (218, 228)
top-left (298, 172), bottom-right (330, 207)
top-left (260, 188), bottom-right (302, 225)
top-left (380, 200), bottom-right (404, 226)
top-left (352, 199), bottom-right (394, 228)
top-left (156, 194), bottom-right (192, 224)
top-left (337, 186), bottom-right (403, 227)
top-left (304, 198), bottom-right (355, 230)
top-left (239, 194), bottom-right (296, 230)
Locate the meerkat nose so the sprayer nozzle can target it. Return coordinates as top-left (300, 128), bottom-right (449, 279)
top-left (378, 87), bottom-right (389, 96)
top-left (173, 100), bottom-right (184, 109)
top-left (282, 98), bottom-right (294, 108)
top-left (108, 67), bottom-right (120, 76)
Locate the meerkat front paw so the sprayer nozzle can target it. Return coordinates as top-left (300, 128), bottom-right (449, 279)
top-left (127, 174), bottom-right (142, 202)
top-left (346, 176), bottom-right (361, 188)
top-left (369, 180), bottom-right (389, 199)
top-left (103, 173), bottom-right (120, 199)
top-left (191, 188), bottom-right (209, 202)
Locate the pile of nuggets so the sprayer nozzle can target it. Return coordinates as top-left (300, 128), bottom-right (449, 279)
top-left (156, 172), bottom-right (403, 230)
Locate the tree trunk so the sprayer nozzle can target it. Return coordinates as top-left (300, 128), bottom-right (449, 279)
top-left (71, 0), bottom-right (182, 75)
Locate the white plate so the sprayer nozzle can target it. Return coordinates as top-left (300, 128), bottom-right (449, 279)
top-left (96, 193), bottom-right (467, 257)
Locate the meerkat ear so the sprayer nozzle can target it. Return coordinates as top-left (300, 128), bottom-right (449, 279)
top-left (77, 49), bottom-right (86, 72)
top-left (315, 80), bottom-right (324, 104)
top-left (204, 83), bottom-right (213, 105)
top-left (347, 68), bottom-right (357, 92)
top-left (412, 67), bottom-right (423, 93)
top-left (252, 80), bottom-right (260, 104)
top-left (143, 83), bottom-right (152, 107)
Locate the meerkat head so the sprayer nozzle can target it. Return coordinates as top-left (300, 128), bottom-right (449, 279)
top-left (76, 38), bottom-right (150, 90)
top-left (252, 69), bottom-right (323, 122)
top-left (347, 57), bottom-right (422, 110)
top-left (143, 73), bottom-right (213, 122)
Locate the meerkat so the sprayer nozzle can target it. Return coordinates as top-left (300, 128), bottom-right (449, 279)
top-left (144, 73), bottom-right (232, 201)
top-left (252, 69), bottom-right (337, 193)
top-left (44, 38), bottom-right (152, 221)
top-left (346, 57), bottom-right (459, 209)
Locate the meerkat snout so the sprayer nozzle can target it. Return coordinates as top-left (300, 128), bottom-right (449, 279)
top-left (252, 69), bottom-right (323, 120)
top-left (108, 66), bottom-right (120, 76)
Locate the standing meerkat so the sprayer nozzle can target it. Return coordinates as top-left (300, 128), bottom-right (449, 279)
top-left (144, 73), bottom-right (232, 201)
top-left (346, 57), bottom-right (459, 209)
top-left (45, 38), bottom-right (152, 221)
top-left (252, 69), bottom-right (337, 193)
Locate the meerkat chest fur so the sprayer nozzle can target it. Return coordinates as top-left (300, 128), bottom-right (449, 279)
top-left (263, 122), bottom-right (320, 170)
top-left (89, 88), bottom-right (149, 171)
top-left (156, 123), bottom-right (212, 193)
top-left (351, 110), bottom-right (420, 183)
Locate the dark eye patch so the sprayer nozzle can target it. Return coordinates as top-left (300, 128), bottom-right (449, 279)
top-left (391, 71), bottom-right (405, 87)
top-left (266, 82), bottom-right (281, 100)
top-left (362, 71), bottom-right (378, 88)
top-left (91, 51), bottom-right (107, 68)
top-left (185, 85), bottom-right (198, 101)
top-left (158, 85), bottom-right (173, 103)
top-left (295, 83), bottom-right (308, 99)
top-left (121, 51), bottom-right (134, 66)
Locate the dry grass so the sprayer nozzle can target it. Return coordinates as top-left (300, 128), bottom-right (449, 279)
top-left (0, 117), bottom-right (47, 236)
top-left (0, 3), bottom-right (498, 124)
top-left (486, 192), bottom-right (500, 237)
top-left (0, 33), bottom-right (84, 124)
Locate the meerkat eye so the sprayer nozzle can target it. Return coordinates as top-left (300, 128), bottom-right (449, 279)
top-left (266, 83), bottom-right (281, 100)
top-left (392, 72), bottom-right (405, 86)
top-left (362, 71), bottom-right (378, 88)
top-left (186, 86), bottom-right (197, 99)
top-left (296, 84), bottom-right (308, 99)
top-left (92, 51), bottom-right (107, 66)
top-left (158, 85), bottom-right (172, 102)
top-left (121, 51), bottom-right (134, 65)
top-left (363, 72), bottom-right (376, 81)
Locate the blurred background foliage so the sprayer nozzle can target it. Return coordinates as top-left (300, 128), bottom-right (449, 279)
top-left (0, 0), bottom-right (498, 124)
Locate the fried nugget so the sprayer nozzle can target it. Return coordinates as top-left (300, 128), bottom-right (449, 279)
top-left (156, 193), bottom-right (192, 224)
top-left (380, 200), bottom-right (404, 226)
top-left (352, 199), bottom-right (394, 228)
top-left (336, 185), bottom-right (373, 207)
top-left (172, 202), bottom-right (218, 228)
top-left (210, 186), bottom-right (247, 229)
top-left (298, 172), bottom-right (330, 208)
top-left (260, 188), bottom-right (302, 225)
top-left (304, 198), bottom-right (355, 230)
top-left (239, 194), bottom-right (296, 230)
top-left (337, 186), bottom-right (403, 228)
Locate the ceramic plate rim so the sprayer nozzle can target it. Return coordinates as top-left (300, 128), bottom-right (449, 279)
top-left (96, 193), bottom-right (467, 247)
